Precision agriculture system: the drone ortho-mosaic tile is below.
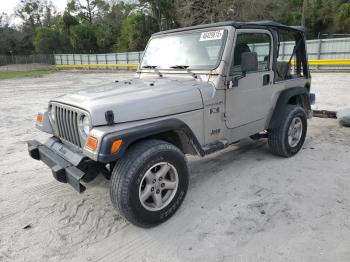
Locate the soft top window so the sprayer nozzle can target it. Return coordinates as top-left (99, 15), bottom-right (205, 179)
top-left (276, 31), bottom-right (308, 81)
top-left (231, 32), bottom-right (271, 75)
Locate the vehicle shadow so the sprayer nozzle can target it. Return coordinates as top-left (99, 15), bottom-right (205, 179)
top-left (188, 138), bottom-right (272, 187)
top-left (88, 138), bottom-right (273, 191)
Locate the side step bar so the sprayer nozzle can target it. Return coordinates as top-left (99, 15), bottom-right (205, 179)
top-left (202, 140), bottom-right (228, 155)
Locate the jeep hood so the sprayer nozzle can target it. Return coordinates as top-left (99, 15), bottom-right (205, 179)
top-left (51, 77), bottom-right (206, 126)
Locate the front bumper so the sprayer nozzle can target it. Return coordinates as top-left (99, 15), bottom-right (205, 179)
top-left (27, 139), bottom-right (87, 192)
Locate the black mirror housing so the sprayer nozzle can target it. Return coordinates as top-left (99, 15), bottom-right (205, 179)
top-left (241, 52), bottom-right (258, 74)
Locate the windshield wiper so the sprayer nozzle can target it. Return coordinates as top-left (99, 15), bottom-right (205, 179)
top-left (170, 65), bottom-right (189, 69)
top-left (142, 65), bottom-right (158, 69)
top-left (170, 65), bottom-right (198, 79)
top-left (141, 65), bottom-right (162, 77)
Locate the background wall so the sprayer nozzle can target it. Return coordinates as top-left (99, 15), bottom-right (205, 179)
top-left (53, 37), bottom-right (350, 70)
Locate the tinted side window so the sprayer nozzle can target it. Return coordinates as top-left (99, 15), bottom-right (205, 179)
top-left (231, 33), bottom-right (271, 75)
top-left (276, 32), bottom-right (307, 81)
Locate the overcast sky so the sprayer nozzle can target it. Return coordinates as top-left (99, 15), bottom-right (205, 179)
top-left (0, 0), bottom-right (69, 14)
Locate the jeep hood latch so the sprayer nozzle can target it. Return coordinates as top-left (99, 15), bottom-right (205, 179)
top-left (105, 110), bottom-right (115, 125)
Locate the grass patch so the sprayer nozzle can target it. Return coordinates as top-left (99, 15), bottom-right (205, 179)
top-left (0, 68), bottom-right (57, 80)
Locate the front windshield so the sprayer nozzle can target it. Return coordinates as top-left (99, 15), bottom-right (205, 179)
top-left (141, 29), bottom-right (227, 70)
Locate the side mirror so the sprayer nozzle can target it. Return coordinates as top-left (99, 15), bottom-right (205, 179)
top-left (226, 52), bottom-right (259, 89)
top-left (241, 52), bottom-right (258, 75)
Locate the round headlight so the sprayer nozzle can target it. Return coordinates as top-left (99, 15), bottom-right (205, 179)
top-left (82, 116), bottom-right (91, 135)
top-left (80, 115), bottom-right (91, 136)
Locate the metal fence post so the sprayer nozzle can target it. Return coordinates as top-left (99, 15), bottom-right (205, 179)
top-left (126, 52), bottom-right (129, 71)
top-left (87, 54), bottom-right (90, 70)
top-left (317, 39), bottom-right (322, 70)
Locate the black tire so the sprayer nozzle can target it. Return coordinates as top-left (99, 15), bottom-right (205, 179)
top-left (110, 139), bottom-right (189, 228)
top-left (268, 105), bottom-right (307, 157)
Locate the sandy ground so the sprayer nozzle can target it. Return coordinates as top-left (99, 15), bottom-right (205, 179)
top-left (0, 72), bottom-right (349, 262)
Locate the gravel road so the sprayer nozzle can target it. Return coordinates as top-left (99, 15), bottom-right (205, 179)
top-left (0, 72), bottom-right (349, 262)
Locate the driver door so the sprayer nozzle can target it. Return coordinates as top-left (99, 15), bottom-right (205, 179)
top-left (225, 29), bottom-right (274, 130)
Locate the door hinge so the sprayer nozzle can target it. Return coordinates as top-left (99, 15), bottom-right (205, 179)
top-left (222, 112), bottom-right (227, 121)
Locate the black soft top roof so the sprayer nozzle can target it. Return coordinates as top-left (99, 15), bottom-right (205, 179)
top-left (153, 21), bottom-right (305, 36)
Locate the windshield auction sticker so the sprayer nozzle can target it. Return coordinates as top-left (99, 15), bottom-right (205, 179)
top-left (199, 30), bottom-right (224, 41)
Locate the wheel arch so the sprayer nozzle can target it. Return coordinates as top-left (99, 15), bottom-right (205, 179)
top-left (97, 119), bottom-right (204, 163)
top-left (268, 86), bottom-right (311, 129)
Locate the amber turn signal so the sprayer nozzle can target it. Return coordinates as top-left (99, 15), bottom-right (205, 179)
top-left (111, 139), bottom-right (123, 154)
top-left (86, 136), bottom-right (98, 151)
top-left (37, 113), bottom-right (43, 124)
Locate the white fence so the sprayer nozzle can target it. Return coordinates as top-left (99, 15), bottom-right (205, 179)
top-left (55, 52), bottom-right (142, 66)
top-left (54, 37), bottom-right (350, 70)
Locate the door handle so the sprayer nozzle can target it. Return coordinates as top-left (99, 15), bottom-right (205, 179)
top-left (263, 74), bottom-right (270, 86)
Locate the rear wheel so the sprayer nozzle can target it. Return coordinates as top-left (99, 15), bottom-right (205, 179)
top-left (110, 139), bottom-right (189, 228)
top-left (268, 106), bottom-right (307, 157)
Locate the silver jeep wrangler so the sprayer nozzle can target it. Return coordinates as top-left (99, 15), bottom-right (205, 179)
top-left (28, 21), bottom-right (315, 227)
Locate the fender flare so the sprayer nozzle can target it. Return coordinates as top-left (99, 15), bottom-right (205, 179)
top-left (97, 119), bottom-right (203, 163)
top-left (268, 86), bottom-right (311, 129)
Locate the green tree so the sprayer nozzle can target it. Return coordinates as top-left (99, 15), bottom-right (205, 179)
top-left (114, 12), bottom-right (159, 52)
top-left (33, 26), bottom-right (61, 53)
top-left (335, 3), bottom-right (350, 33)
top-left (103, 1), bottom-right (135, 32)
top-left (139, 0), bottom-right (179, 30)
top-left (94, 1), bottom-right (136, 51)
top-left (70, 23), bottom-right (98, 52)
top-left (0, 12), bottom-right (11, 28)
top-left (95, 23), bottom-right (116, 52)
top-left (62, 10), bottom-right (79, 29)
top-left (307, 0), bottom-right (338, 37)
top-left (1, 0), bottom-right (350, 56)
top-left (15, 0), bottom-right (57, 54)
top-left (178, 0), bottom-right (285, 26)
top-left (16, 0), bottom-right (57, 29)
top-left (67, 0), bottom-right (109, 23)
top-left (0, 13), bottom-right (22, 55)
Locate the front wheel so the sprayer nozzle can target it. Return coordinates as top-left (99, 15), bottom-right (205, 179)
top-left (268, 106), bottom-right (307, 157)
top-left (110, 139), bottom-right (189, 228)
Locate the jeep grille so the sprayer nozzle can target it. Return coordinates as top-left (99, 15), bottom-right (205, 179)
top-left (53, 104), bottom-right (82, 148)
